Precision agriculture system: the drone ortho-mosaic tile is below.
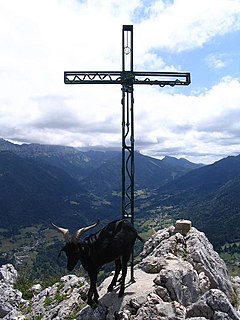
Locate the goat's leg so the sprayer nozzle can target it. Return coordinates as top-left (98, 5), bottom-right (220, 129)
top-left (119, 253), bottom-right (130, 297)
top-left (87, 272), bottom-right (98, 308)
top-left (108, 258), bottom-right (122, 292)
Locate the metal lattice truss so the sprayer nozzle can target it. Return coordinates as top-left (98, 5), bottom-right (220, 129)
top-left (64, 71), bottom-right (190, 87)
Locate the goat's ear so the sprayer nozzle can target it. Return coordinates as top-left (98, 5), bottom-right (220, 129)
top-left (74, 219), bottom-right (100, 240)
top-left (51, 222), bottom-right (71, 243)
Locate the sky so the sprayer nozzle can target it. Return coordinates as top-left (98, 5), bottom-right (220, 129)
top-left (0, 0), bottom-right (240, 164)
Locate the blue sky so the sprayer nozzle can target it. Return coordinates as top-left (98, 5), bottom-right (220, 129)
top-left (0, 0), bottom-right (240, 164)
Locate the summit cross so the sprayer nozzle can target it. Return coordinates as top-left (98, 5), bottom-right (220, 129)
top-left (64, 25), bottom-right (191, 281)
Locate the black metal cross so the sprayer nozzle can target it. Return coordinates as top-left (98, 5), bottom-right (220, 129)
top-left (64, 25), bottom-right (190, 281)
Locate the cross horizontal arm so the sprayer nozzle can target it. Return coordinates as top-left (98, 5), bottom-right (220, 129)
top-left (133, 71), bottom-right (190, 86)
top-left (64, 71), bottom-right (122, 84)
top-left (64, 71), bottom-right (191, 87)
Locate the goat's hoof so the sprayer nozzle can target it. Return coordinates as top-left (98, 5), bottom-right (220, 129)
top-left (88, 300), bottom-right (98, 309)
top-left (118, 290), bottom-right (124, 298)
top-left (91, 302), bottom-right (98, 309)
top-left (92, 302), bottom-right (98, 309)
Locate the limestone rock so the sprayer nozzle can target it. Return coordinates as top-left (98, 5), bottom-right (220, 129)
top-left (0, 264), bottom-right (90, 320)
top-left (175, 219), bottom-right (192, 236)
top-left (0, 264), bottom-right (25, 319)
top-left (185, 227), bottom-right (233, 299)
top-left (186, 289), bottom-right (240, 320)
top-left (153, 254), bottom-right (200, 306)
top-left (1, 221), bottom-right (240, 319)
top-left (25, 274), bottom-right (89, 320)
top-left (77, 224), bottom-right (240, 319)
top-left (77, 268), bottom-right (156, 320)
top-left (31, 283), bottom-right (42, 294)
top-left (0, 264), bottom-right (18, 284)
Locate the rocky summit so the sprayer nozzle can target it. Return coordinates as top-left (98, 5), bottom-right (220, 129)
top-left (1, 220), bottom-right (240, 319)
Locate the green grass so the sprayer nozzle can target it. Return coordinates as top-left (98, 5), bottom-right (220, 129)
top-left (55, 292), bottom-right (67, 303)
top-left (44, 296), bottom-right (54, 306)
top-left (14, 270), bottom-right (35, 300)
top-left (220, 241), bottom-right (240, 276)
top-left (67, 303), bottom-right (86, 320)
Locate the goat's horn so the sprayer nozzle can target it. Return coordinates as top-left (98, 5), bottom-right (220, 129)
top-left (51, 223), bottom-right (70, 242)
top-left (75, 219), bottom-right (100, 240)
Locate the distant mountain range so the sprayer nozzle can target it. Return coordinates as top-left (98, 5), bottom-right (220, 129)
top-left (150, 155), bottom-right (240, 247)
top-left (1, 138), bottom-right (240, 248)
top-left (0, 139), bottom-right (201, 229)
top-left (80, 152), bottom-right (203, 199)
top-left (0, 139), bottom-right (118, 180)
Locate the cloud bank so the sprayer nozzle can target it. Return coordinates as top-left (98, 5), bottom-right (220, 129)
top-left (0, 0), bottom-right (240, 164)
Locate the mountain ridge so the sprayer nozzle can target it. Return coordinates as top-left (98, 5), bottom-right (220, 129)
top-left (1, 138), bottom-right (240, 248)
top-left (0, 139), bottom-right (201, 229)
top-left (151, 154), bottom-right (240, 246)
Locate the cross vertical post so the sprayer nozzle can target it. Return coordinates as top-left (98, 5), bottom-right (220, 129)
top-left (121, 25), bottom-right (134, 222)
top-left (121, 25), bottom-right (135, 282)
top-left (64, 25), bottom-right (191, 282)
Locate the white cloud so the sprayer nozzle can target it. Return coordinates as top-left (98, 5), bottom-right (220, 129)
top-left (0, 0), bottom-right (240, 164)
top-left (135, 76), bottom-right (240, 163)
top-left (206, 54), bottom-right (227, 69)
top-left (135, 0), bottom-right (240, 53)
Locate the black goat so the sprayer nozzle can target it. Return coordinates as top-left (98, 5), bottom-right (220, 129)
top-left (52, 219), bottom-right (143, 307)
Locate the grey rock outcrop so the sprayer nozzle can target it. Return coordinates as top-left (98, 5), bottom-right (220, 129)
top-left (1, 221), bottom-right (240, 319)
top-left (0, 264), bottom-right (18, 284)
top-left (0, 264), bottom-right (25, 319)
top-left (23, 274), bottom-right (89, 319)
top-left (0, 266), bottom-right (89, 319)
top-left (77, 222), bottom-right (240, 319)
